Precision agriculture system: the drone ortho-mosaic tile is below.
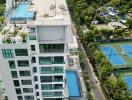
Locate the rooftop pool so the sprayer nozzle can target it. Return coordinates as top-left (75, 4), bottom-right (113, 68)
top-left (66, 71), bottom-right (81, 97)
top-left (10, 3), bottom-right (35, 21)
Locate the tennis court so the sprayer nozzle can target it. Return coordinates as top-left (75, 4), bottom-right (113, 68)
top-left (120, 45), bottom-right (132, 58)
top-left (123, 75), bottom-right (132, 91)
top-left (100, 46), bottom-right (126, 65)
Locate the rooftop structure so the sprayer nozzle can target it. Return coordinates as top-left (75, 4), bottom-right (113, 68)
top-left (108, 22), bottom-right (128, 30)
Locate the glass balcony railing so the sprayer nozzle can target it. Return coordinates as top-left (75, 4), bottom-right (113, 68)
top-left (40, 70), bottom-right (64, 74)
top-left (42, 92), bottom-right (63, 97)
top-left (41, 86), bottom-right (63, 90)
top-left (29, 34), bottom-right (36, 40)
top-left (39, 57), bottom-right (64, 65)
top-left (53, 79), bottom-right (64, 82)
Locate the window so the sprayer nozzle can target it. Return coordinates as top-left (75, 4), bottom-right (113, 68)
top-left (21, 80), bottom-right (32, 85)
top-left (35, 84), bottom-right (39, 89)
top-left (4, 96), bottom-right (8, 100)
top-left (31, 57), bottom-right (36, 63)
top-left (13, 80), bottom-right (20, 86)
top-left (11, 71), bottom-right (18, 78)
top-left (53, 56), bottom-right (64, 64)
top-left (17, 60), bottom-right (29, 67)
top-left (39, 44), bottom-right (64, 53)
top-left (19, 71), bottom-right (31, 76)
top-left (17, 96), bottom-right (23, 100)
top-left (23, 88), bottom-right (33, 93)
top-left (31, 45), bottom-right (35, 51)
top-left (34, 76), bottom-right (38, 81)
top-left (39, 57), bottom-right (52, 65)
top-left (2, 49), bottom-right (14, 58)
top-left (15, 49), bottom-right (28, 56)
top-left (9, 61), bottom-right (16, 69)
top-left (24, 96), bottom-right (34, 100)
top-left (33, 67), bottom-right (37, 73)
top-left (36, 92), bottom-right (39, 96)
top-left (40, 76), bottom-right (52, 82)
top-left (15, 88), bottom-right (21, 94)
top-left (40, 67), bottom-right (52, 74)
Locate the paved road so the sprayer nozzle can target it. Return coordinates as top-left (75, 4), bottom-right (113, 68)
top-left (77, 39), bottom-right (106, 100)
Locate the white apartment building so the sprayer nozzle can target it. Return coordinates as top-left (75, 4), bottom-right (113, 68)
top-left (0, 0), bottom-right (86, 100)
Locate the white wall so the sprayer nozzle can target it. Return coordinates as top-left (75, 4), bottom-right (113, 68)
top-left (0, 52), bottom-right (18, 100)
top-left (37, 26), bottom-right (65, 41)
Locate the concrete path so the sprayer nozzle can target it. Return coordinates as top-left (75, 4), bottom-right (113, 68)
top-left (77, 39), bottom-right (106, 100)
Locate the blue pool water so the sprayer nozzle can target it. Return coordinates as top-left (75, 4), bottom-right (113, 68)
top-left (121, 45), bottom-right (132, 58)
top-left (123, 76), bottom-right (132, 91)
top-left (66, 71), bottom-right (81, 97)
top-left (100, 46), bottom-right (126, 65)
top-left (11, 3), bottom-right (35, 20)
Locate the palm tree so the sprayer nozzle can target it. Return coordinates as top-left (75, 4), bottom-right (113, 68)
top-left (0, 16), bottom-right (4, 24)
top-left (19, 32), bottom-right (27, 42)
top-left (0, 29), bottom-right (8, 42)
top-left (12, 29), bottom-right (18, 37)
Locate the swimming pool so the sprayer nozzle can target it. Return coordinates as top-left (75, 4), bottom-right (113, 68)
top-left (11, 3), bottom-right (35, 20)
top-left (123, 75), bottom-right (132, 91)
top-left (66, 71), bottom-right (81, 97)
top-left (100, 46), bottom-right (126, 65)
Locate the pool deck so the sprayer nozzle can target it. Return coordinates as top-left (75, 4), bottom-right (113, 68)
top-left (66, 56), bottom-right (87, 99)
top-left (100, 41), bottom-right (132, 69)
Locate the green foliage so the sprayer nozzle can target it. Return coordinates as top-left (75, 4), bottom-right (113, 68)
top-left (127, 19), bottom-right (132, 29)
top-left (108, 0), bottom-right (132, 14)
top-left (67, 0), bottom-right (96, 27)
top-left (106, 77), bottom-right (129, 99)
top-left (0, 4), bottom-right (5, 16)
top-left (0, 16), bottom-right (4, 24)
top-left (19, 32), bottom-right (27, 42)
top-left (0, 0), bottom-right (5, 4)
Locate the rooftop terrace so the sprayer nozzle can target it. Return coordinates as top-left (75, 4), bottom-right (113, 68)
top-left (27, 0), bottom-right (71, 25)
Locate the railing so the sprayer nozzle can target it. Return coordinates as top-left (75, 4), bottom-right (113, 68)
top-left (29, 34), bottom-right (36, 40)
top-left (40, 70), bottom-right (64, 74)
top-left (42, 86), bottom-right (63, 90)
top-left (42, 92), bottom-right (63, 97)
top-left (39, 61), bottom-right (65, 65)
top-left (40, 49), bottom-right (64, 53)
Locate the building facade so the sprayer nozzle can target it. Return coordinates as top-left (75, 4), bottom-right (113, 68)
top-left (0, 0), bottom-right (83, 100)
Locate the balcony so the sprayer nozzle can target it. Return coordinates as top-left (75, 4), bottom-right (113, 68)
top-left (39, 57), bottom-right (64, 65)
top-left (42, 92), bottom-right (63, 97)
top-left (40, 67), bottom-right (64, 74)
top-left (40, 76), bottom-right (63, 83)
top-left (41, 84), bottom-right (63, 90)
top-left (29, 33), bottom-right (36, 40)
top-left (39, 44), bottom-right (64, 53)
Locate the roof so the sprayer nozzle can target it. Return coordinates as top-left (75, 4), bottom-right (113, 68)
top-left (27, 0), bottom-right (71, 25)
top-left (109, 22), bottom-right (127, 29)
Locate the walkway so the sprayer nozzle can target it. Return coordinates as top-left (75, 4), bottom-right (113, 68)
top-left (77, 39), bottom-right (106, 100)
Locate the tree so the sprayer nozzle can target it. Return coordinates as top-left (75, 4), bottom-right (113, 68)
top-left (127, 19), bottom-right (132, 30)
top-left (12, 29), bottom-right (18, 37)
top-left (0, 16), bottom-right (4, 24)
top-left (19, 32), bottom-right (27, 42)
top-left (0, 29), bottom-right (8, 41)
top-left (114, 28), bottom-right (125, 39)
top-left (100, 29), bottom-right (114, 40)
